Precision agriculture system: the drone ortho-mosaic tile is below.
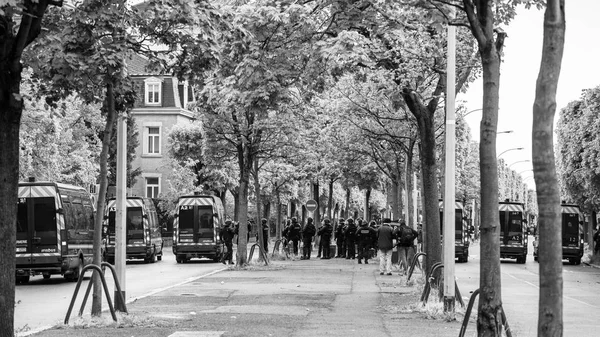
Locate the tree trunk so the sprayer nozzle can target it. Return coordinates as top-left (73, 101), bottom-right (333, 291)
top-left (313, 181), bottom-right (320, 226)
top-left (364, 187), bottom-right (371, 220)
top-left (477, 51), bottom-right (503, 335)
top-left (402, 88), bottom-right (442, 275)
top-left (254, 158), bottom-right (264, 259)
top-left (391, 179), bottom-right (401, 219)
top-left (91, 81), bottom-right (117, 315)
top-left (406, 143), bottom-right (415, 228)
top-left (276, 192), bottom-right (282, 240)
top-left (328, 178), bottom-right (334, 220)
top-left (346, 188), bottom-right (352, 219)
top-left (534, 1), bottom-right (565, 335)
top-left (232, 187), bottom-right (239, 222)
top-left (590, 211), bottom-right (596, 254)
top-left (237, 178), bottom-right (249, 266)
top-left (0, 71), bottom-right (22, 337)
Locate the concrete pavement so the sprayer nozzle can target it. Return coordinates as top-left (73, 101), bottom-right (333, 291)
top-left (25, 255), bottom-right (468, 337)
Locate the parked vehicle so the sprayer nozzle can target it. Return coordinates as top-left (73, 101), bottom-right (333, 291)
top-left (103, 197), bottom-right (163, 263)
top-left (499, 200), bottom-right (527, 264)
top-left (439, 200), bottom-right (470, 263)
top-left (16, 179), bottom-right (95, 283)
top-left (533, 203), bottom-right (583, 265)
top-left (172, 193), bottom-right (224, 263)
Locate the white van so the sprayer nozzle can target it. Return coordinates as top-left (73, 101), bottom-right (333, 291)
top-left (16, 179), bottom-right (95, 283)
top-left (103, 197), bottom-right (163, 263)
top-left (172, 193), bottom-right (225, 263)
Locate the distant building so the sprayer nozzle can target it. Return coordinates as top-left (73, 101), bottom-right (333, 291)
top-left (127, 53), bottom-right (195, 198)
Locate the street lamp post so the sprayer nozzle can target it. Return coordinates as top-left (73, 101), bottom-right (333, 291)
top-left (497, 147), bottom-right (524, 158)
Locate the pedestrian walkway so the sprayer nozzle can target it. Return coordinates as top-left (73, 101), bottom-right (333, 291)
top-left (27, 256), bottom-right (464, 337)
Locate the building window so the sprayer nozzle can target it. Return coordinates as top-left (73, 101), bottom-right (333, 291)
top-left (147, 127), bottom-right (160, 154)
top-left (146, 177), bottom-right (160, 198)
top-left (144, 77), bottom-right (162, 106)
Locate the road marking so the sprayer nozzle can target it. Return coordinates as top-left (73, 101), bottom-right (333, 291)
top-left (505, 271), bottom-right (600, 309)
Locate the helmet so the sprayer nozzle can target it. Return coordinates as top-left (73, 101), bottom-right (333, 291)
top-left (324, 219), bottom-right (331, 224)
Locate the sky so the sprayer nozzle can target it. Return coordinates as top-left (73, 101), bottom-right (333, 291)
top-left (457, 1), bottom-right (600, 190)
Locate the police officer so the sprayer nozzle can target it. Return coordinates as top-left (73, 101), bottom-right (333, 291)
top-left (344, 218), bottom-right (357, 259)
top-left (335, 218), bottom-right (346, 258)
top-left (288, 217), bottom-right (302, 257)
top-left (356, 219), bottom-right (376, 264)
top-left (219, 220), bottom-right (235, 264)
top-left (301, 217), bottom-right (317, 259)
top-left (318, 218), bottom-right (334, 259)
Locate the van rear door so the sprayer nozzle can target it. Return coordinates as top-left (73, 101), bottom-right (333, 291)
top-left (16, 185), bottom-right (60, 262)
top-left (178, 204), bottom-right (215, 244)
top-left (562, 211), bottom-right (579, 248)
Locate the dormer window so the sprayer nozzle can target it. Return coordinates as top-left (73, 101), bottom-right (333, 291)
top-left (144, 77), bottom-right (162, 106)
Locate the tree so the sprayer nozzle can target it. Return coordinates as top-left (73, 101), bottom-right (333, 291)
top-left (456, 0), bottom-right (543, 334)
top-left (200, 1), bottom-right (320, 265)
top-left (0, 1), bottom-right (64, 333)
top-left (26, 0), bottom-right (227, 316)
top-left (532, 0), bottom-right (565, 335)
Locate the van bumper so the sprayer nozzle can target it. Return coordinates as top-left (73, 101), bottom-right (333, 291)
top-left (173, 244), bottom-right (222, 259)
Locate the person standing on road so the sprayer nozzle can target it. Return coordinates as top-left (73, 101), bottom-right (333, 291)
top-left (301, 217), bottom-right (317, 260)
top-left (344, 218), bottom-right (357, 259)
top-left (219, 220), bottom-right (235, 264)
top-left (282, 219), bottom-right (292, 249)
top-left (394, 221), bottom-right (418, 275)
top-left (335, 218), bottom-right (346, 258)
top-left (288, 217), bottom-right (302, 257)
top-left (377, 218), bottom-right (394, 275)
top-left (318, 218), bottom-right (334, 259)
top-left (356, 219), bottom-right (376, 264)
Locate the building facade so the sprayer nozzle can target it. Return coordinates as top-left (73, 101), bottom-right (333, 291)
top-left (127, 54), bottom-right (195, 198)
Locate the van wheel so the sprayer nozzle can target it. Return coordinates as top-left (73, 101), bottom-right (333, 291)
top-left (176, 255), bottom-right (183, 264)
top-left (574, 258), bottom-right (581, 265)
top-left (16, 275), bottom-right (30, 284)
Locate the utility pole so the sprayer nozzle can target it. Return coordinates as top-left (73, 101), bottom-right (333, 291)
top-left (443, 12), bottom-right (456, 314)
top-left (114, 116), bottom-right (127, 311)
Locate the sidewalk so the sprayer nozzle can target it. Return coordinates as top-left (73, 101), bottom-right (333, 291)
top-left (27, 256), bottom-right (465, 337)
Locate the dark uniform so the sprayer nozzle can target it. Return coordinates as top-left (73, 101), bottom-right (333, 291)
top-left (219, 220), bottom-right (235, 264)
top-left (256, 218), bottom-right (269, 253)
top-left (318, 219), bottom-right (334, 259)
top-left (288, 217), bottom-right (302, 256)
top-left (344, 218), bottom-right (357, 259)
top-left (301, 217), bottom-right (317, 259)
top-left (335, 219), bottom-right (346, 258)
top-left (356, 221), bottom-right (376, 264)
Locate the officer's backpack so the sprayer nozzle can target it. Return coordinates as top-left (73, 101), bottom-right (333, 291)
top-left (399, 226), bottom-right (416, 246)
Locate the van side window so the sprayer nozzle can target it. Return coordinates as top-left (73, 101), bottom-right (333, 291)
top-left (61, 194), bottom-right (76, 232)
top-left (81, 192), bottom-right (94, 231)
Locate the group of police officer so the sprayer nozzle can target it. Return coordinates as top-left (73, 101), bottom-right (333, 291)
top-left (281, 217), bottom-right (380, 263)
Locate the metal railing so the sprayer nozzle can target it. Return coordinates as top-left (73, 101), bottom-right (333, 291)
top-left (458, 289), bottom-right (512, 337)
top-left (419, 262), bottom-right (465, 308)
top-left (64, 262), bottom-right (127, 324)
top-left (407, 252), bottom-right (427, 281)
top-left (248, 242), bottom-right (269, 265)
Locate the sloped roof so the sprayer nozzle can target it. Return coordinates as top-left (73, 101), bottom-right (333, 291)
top-left (126, 52), bottom-right (153, 76)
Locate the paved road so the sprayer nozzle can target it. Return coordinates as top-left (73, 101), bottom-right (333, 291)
top-left (456, 237), bottom-right (600, 336)
top-left (15, 249), bottom-right (225, 335)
